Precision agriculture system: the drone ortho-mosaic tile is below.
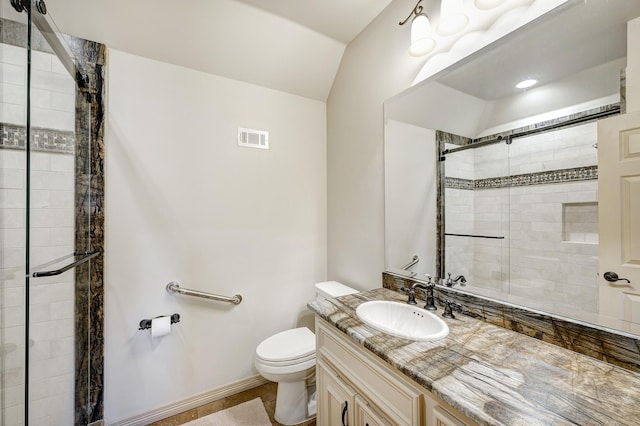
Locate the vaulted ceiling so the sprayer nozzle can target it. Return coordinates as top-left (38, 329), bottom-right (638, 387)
top-left (43, 0), bottom-right (394, 101)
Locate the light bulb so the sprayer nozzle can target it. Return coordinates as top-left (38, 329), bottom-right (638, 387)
top-left (409, 14), bottom-right (436, 56)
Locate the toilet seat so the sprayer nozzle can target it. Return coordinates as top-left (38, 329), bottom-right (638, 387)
top-left (257, 352), bottom-right (315, 368)
top-left (256, 327), bottom-right (315, 364)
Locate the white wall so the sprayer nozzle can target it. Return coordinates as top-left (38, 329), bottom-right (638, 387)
top-left (384, 121), bottom-right (436, 276)
top-left (327, 0), bottom-right (432, 287)
top-left (105, 49), bottom-right (327, 422)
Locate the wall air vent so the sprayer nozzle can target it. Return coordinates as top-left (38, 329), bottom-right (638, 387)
top-left (238, 127), bottom-right (269, 149)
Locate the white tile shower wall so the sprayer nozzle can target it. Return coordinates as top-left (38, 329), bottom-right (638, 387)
top-left (444, 142), bottom-right (474, 180)
top-left (1, 148), bottom-right (75, 426)
top-left (0, 43), bottom-right (75, 131)
top-left (1, 42), bottom-right (75, 424)
top-left (508, 181), bottom-right (598, 317)
top-left (444, 146), bottom-right (509, 298)
top-left (445, 187), bottom-right (475, 282)
top-left (444, 121), bottom-right (599, 318)
top-left (474, 142), bottom-right (510, 180)
top-left (470, 188), bottom-right (510, 296)
top-left (509, 122), bottom-right (597, 175)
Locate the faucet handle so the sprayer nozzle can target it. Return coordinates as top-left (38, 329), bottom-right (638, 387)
top-left (442, 300), bottom-right (463, 319)
top-left (445, 272), bottom-right (452, 287)
top-left (400, 286), bottom-right (417, 305)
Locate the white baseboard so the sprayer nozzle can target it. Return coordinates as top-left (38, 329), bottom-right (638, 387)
top-left (108, 375), bottom-right (270, 426)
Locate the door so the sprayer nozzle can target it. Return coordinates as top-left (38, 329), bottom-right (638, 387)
top-left (317, 360), bottom-right (356, 426)
top-left (598, 110), bottom-right (640, 334)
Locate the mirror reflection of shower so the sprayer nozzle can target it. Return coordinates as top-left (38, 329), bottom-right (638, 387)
top-left (442, 107), bottom-right (607, 323)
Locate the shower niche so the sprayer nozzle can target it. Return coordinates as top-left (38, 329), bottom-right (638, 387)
top-left (1, 1), bottom-right (105, 424)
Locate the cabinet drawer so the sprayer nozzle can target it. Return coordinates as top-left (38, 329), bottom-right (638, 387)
top-left (316, 318), bottom-right (422, 426)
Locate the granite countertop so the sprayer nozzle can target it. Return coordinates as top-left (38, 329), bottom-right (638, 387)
top-left (308, 288), bottom-right (640, 426)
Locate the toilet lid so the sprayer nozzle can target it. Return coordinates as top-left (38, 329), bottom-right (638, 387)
top-left (256, 327), bottom-right (315, 362)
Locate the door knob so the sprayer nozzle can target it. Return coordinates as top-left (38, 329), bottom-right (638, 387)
top-left (603, 271), bottom-right (631, 283)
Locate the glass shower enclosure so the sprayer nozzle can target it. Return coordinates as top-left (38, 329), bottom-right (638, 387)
top-left (1, 0), bottom-right (100, 424)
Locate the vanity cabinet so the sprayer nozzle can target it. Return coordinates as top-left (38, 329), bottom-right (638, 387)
top-left (315, 317), bottom-right (474, 426)
top-left (317, 359), bottom-right (393, 426)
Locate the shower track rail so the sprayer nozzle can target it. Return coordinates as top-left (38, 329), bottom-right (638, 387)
top-left (32, 250), bottom-right (101, 277)
top-left (166, 281), bottom-right (243, 305)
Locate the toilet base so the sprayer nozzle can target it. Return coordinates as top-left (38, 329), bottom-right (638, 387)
top-left (274, 380), bottom-right (313, 425)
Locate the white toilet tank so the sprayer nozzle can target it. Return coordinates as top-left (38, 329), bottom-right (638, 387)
top-left (314, 281), bottom-right (358, 299)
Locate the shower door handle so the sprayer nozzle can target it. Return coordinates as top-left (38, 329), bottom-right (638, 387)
top-left (603, 271), bottom-right (631, 284)
top-left (32, 250), bottom-right (100, 277)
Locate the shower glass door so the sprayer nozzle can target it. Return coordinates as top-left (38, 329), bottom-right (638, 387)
top-left (1, 1), bottom-right (93, 424)
top-left (1, 2), bottom-right (29, 424)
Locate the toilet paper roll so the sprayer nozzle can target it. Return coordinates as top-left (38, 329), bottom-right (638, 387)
top-left (151, 316), bottom-right (171, 338)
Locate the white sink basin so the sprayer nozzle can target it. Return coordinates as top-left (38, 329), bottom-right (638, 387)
top-left (356, 301), bottom-right (449, 341)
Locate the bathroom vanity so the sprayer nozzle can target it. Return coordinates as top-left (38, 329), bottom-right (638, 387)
top-left (308, 288), bottom-right (640, 425)
top-left (316, 316), bottom-right (471, 425)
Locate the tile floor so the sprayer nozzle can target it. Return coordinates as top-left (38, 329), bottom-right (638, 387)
top-left (149, 382), bottom-right (316, 426)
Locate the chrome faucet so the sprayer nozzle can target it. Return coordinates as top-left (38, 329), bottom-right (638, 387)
top-left (401, 277), bottom-right (437, 311)
top-left (401, 282), bottom-right (424, 305)
top-left (421, 276), bottom-right (437, 311)
top-left (444, 273), bottom-right (466, 287)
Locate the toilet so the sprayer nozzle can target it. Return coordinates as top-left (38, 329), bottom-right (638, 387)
top-left (254, 281), bottom-right (358, 425)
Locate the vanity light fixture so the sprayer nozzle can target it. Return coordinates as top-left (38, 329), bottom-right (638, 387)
top-left (438, 0), bottom-right (469, 36)
top-left (400, 0), bottom-right (437, 56)
top-left (515, 79), bottom-right (537, 89)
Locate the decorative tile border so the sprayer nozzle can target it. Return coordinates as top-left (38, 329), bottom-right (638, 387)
top-left (444, 176), bottom-right (474, 190)
top-left (382, 272), bottom-right (640, 374)
top-left (472, 165), bottom-right (598, 189)
top-left (444, 165), bottom-right (598, 191)
top-left (0, 122), bottom-right (76, 154)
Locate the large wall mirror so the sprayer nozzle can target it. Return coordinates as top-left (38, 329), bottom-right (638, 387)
top-left (384, 0), bottom-right (640, 337)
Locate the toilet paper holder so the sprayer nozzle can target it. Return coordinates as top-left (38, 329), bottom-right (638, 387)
top-left (139, 313), bottom-right (180, 331)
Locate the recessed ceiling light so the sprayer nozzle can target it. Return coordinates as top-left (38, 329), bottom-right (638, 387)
top-left (516, 79), bottom-right (537, 89)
